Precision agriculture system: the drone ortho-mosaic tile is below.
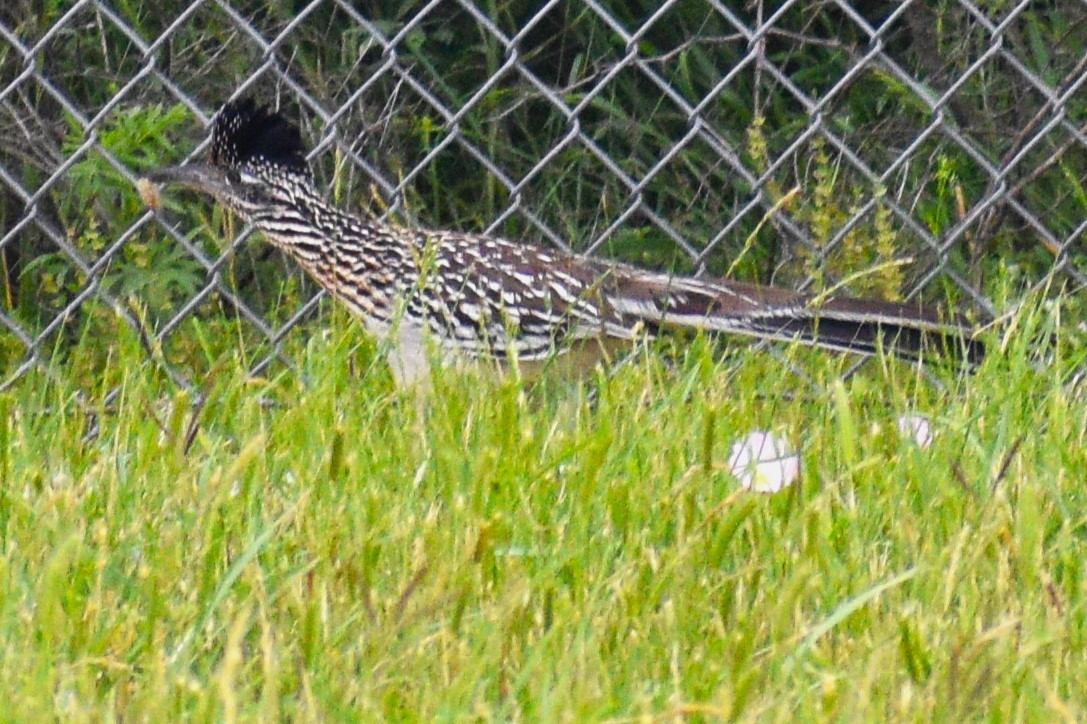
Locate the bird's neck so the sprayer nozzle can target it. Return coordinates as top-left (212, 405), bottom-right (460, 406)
top-left (271, 194), bottom-right (419, 322)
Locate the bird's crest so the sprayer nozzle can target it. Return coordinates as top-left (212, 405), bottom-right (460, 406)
top-left (211, 97), bottom-right (309, 175)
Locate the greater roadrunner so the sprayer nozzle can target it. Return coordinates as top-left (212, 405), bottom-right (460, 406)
top-left (141, 98), bottom-right (984, 384)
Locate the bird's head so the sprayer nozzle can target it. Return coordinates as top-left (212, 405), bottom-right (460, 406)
top-left (141, 98), bottom-right (315, 218)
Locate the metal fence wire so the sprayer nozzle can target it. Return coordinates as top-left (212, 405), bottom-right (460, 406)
top-left (1, 1), bottom-right (1085, 390)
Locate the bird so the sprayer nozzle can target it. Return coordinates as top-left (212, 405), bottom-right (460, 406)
top-left (140, 97), bottom-right (984, 385)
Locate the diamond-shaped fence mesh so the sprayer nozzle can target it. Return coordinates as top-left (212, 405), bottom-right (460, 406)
top-left (1, 1), bottom-right (1084, 390)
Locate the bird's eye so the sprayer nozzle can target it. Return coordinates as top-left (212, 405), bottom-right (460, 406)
top-left (239, 169), bottom-right (261, 185)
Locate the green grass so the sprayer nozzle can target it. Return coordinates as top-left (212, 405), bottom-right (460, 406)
top-left (2, 302), bottom-right (1086, 720)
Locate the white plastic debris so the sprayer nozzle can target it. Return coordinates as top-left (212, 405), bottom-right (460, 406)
top-left (727, 430), bottom-right (800, 493)
top-left (896, 414), bottom-right (933, 450)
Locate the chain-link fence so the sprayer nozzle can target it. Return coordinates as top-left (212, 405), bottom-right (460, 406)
top-left (2, 1), bottom-right (1085, 390)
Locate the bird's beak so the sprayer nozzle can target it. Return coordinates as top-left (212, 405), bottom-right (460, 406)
top-left (138, 163), bottom-right (234, 210)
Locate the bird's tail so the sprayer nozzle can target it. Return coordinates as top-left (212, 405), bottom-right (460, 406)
top-left (605, 271), bottom-right (986, 364)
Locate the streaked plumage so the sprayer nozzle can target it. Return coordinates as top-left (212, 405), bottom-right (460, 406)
top-left (143, 98), bottom-right (984, 384)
